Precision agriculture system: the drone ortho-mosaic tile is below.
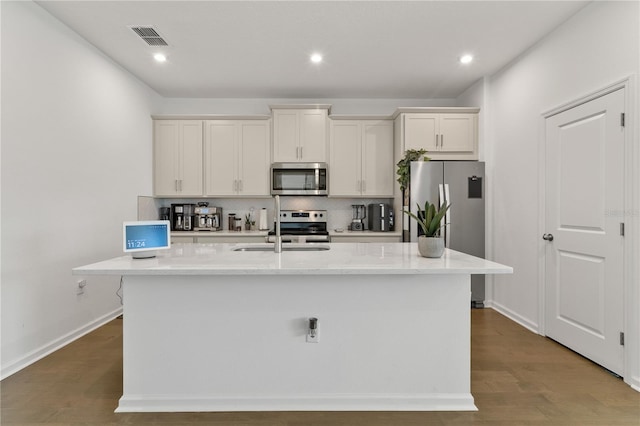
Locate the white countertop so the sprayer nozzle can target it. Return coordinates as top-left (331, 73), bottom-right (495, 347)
top-left (73, 243), bottom-right (512, 276)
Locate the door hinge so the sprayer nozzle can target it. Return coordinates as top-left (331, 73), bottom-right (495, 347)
top-left (620, 222), bottom-right (625, 236)
top-left (620, 332), bottom-right (625, 346)
top-left (620, 112), bottom-right (625, 127)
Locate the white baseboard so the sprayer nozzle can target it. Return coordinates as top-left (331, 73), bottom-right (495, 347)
top-left (627, 375), bottom-right (640, 392)
top-left (487, 301), bottom-right (540, 335)
top-left (115, 393), bottom-right (478, 413)
top-left (1, 307), bottom-right (123, 380)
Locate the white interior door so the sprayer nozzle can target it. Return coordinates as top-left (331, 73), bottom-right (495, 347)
top-left (544, 88), bottom-right (625, 375)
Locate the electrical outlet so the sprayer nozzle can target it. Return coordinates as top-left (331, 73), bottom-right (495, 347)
top-left (77, 279), bottom-right (86, 295)
top-left (306, 317), bottom-right (319, 343)
top-left (306, 331), bottom-right (319, 343)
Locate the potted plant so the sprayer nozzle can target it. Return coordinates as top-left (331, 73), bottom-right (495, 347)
top-left (396, 149), bottom-right (429, 193)
top-left (404, 200), bottom-right (450, 258)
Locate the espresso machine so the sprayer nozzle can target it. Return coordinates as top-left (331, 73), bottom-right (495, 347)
top-left (350, 204), bottom-right (367, 231)
top-left (194, 205), bottom-right (222, 231)
top-left (171, 203), bottom-right (195, 231)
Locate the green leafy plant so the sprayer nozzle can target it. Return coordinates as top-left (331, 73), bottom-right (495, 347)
top-left (396, 149), bottom-right (429, 192)
top-left (404, 201), bottom-right (450, 237)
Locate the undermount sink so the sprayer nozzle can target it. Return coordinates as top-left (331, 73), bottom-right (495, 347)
top-left (233, 245), bottom-right (330, 252)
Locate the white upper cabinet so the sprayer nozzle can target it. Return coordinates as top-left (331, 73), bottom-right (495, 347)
top-left (154, 120), bottom-right (203, 196)
top-left (204, 120), bottom-right (270, 197)
top-left (272, 107), bottom-right (329, 163)
top-left (395, 108), bottom-right (479, 160)
top-left (330, 120), bottom-right (394, 197)
top-left (404, 114), bottom-right (438, 152)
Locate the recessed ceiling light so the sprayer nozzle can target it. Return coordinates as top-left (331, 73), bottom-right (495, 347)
top-left (310, 53), bottom-right (323, 64)
top-left (154, 53), bottom-right (167, 63)
top-left (460, 54), bottom-right (473, 65)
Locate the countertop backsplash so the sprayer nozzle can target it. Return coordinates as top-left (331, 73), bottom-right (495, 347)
top-left (139, 196), bottom-right (394, 232)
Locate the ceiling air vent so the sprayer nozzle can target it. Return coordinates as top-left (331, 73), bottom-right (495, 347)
top-left (130, 26), bottom-right (168, 46)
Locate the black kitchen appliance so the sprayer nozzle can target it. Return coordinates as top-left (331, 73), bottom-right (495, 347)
top-left (171, 203), bottom-right (196, 231)
top-left (159, 207), bottom-right (170, 221)
top-left (267, 210), bottom-right (329, 243)
top-left (350, 204), bottom-right (366, 231)
top-left (367, 203), bottom-right (394, 232)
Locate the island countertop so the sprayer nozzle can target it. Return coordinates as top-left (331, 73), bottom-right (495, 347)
top-left (73, 242), bottom-right (513, 276)
top-left (75, 242), bottom-right (513, 413)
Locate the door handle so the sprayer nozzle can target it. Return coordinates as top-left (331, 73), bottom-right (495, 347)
top-left (542, 233), bottom-right (554, 241)
top-left (444, 184), bottom-right (451, 248)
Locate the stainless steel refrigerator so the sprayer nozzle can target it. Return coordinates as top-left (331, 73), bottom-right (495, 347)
top-left (408, 161), bottom-right (486, 307)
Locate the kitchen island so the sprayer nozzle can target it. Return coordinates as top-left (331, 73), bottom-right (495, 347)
top-left (73, 242), bottom-right (512, 413)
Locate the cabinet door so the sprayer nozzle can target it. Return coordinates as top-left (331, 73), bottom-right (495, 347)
top-left (171, 236), bottom-right (195, 244)
top-left (439, 114), bottom-right (476, 153)
top-left (154, 120), bottom-right (203, 196)
top-left (180, 121), bottom-right (204, 196)
top-left (204, 121), bottom-right (238, 196)
top-left (154, 121), bottom-right (180, 196)
top-left (272, 110), bottom-right (299, 162)
top-left (299, 109), bottom-right (328, 162)
top-left (404, 114), bottom-right (438, 152)
top-left (363, 121), bottom-right (394, 197)
top-left (238, 121), bottom-right (270, 196)
top-left (330, 121), bottom-right (361, 196)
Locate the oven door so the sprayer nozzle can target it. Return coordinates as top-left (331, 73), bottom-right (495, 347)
top-left (271, 163), bottom-right (328, 195)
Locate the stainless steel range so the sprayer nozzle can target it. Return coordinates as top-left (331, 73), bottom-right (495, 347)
top-left (267, 210), bottom-right (330, 243)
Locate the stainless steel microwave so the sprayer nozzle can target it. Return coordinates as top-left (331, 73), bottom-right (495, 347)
top-left (271, 162), bottom-right (328, 196)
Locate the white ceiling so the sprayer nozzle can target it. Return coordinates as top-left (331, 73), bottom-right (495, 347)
top-left (35, 1), bottom-right (590, 99)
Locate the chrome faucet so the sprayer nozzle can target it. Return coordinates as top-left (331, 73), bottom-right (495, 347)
top-left (274, 195), bottom-right (282, 253)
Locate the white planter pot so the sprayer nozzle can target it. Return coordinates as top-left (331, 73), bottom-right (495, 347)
top-left (418, 236), bottom-right (445, 258)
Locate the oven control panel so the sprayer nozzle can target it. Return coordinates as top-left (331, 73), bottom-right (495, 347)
top-left (278, 210), bottom-right (327, 222)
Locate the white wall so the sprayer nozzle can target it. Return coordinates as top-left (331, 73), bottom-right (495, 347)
top-left (487, 1), bottom-right (639, 385)
top-left (1, 1), bottom-right (162, 378)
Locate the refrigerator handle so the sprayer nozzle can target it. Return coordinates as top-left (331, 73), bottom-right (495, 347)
top-left (444, 183), bottom-right (451, 248)
top-left (438, 184), bottom-right (446, 242)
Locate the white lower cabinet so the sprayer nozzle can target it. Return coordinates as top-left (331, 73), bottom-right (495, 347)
top-left (330, 120), bottom-right (393, 197)
top-left (171, 236), bottom-right (196, 244)
top-left (204, 120), bottom-right (270, 197)
top-left (196, 236), bottom-right (266, 243)
top-left (171, 234), bottom-right (268, 244)
top-left (331, 234), bottom-right (401, 243)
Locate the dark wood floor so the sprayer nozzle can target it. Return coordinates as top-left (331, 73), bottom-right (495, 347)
top-left (1, 309), bottom-right (639, 425)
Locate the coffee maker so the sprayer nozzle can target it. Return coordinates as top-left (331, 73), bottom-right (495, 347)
top-left (194, 205), bottom-right (222, 231)
top-left (350, 204), bottom-right (367, 231)
top-left (159, 207), bottom-right (170, 221)
top-left (171, 203), bottom-right (195, 231)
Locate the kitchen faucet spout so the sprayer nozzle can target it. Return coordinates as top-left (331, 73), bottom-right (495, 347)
top-left (274, 195), bottom-right (282, 253)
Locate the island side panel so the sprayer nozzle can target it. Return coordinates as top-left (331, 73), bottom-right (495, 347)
top-left (118, 273), bottom-right (474, 412)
